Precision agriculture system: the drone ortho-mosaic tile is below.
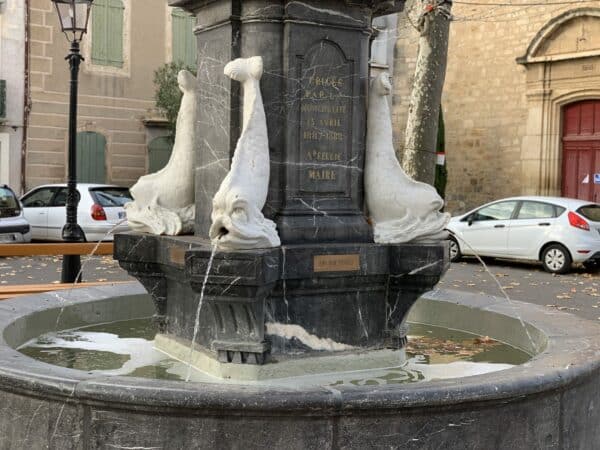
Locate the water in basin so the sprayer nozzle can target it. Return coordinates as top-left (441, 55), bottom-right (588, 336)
top-left (18, 317), bottom-right (531, 387)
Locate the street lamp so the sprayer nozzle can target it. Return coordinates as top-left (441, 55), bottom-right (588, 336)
top-left (52, 0), bottom-right (94, 283)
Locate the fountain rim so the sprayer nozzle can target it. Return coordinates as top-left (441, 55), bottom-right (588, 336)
top-left (1, 282), bottom-right (599, 414)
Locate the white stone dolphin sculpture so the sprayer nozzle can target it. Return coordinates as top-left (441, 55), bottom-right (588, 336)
top-left (209, 56), bottom-right (280, 249)
top-left (124, 70), bottom-right (197, 235)
top-left (365, 72), bottom-right (450, 244)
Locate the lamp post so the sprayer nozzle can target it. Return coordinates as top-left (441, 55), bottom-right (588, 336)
top-left (52, 0), bottom-right (94, 283)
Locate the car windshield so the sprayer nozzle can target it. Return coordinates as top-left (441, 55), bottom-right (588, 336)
top-left (0, 187), bottom-right (19, 218)
top-left (577, 204), bottom-right (600, 222)
top-left (89, 187), bottom-right (132, 207)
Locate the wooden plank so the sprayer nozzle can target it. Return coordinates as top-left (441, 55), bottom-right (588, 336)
top-left (0, 242), bottom-right (114, 257)
top-left (0, 281), bottom-right (130, 300)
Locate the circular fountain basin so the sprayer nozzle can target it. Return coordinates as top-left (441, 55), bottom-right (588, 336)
top-left (1, 283), bottom-right (599, 449)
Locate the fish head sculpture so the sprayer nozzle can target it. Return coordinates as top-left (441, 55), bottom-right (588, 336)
top-left (372, 72), bottom-right (392, 97)
top-left (177, 70), bottom-right (196, 93)
top-left (209, 188), bottom-right (278, 249)
top-left (208, 55), bottom-right (280, 250)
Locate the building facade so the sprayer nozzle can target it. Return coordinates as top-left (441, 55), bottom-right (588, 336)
top-left (0, 0), bottom-right (26, 191)
top-left (394, 1), bottom-right (600, 213)
top-left (24, 0), bottom-right (196, 191)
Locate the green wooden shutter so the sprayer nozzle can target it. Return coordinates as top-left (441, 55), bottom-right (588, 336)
top-left (148, 137), bottom-right (173, 173)
top-left (172, 8), bottom-right (197, 68)
top-left (107, 0), bottom-right (124, 67)
top-left (91, 0), bottom-right (107, 65)
top-left (91, 0), bottom-right (124, 68)
top-left (0, 80), bottom-right (5, 119)
top-left (77, 132), bottom-right (107, 183)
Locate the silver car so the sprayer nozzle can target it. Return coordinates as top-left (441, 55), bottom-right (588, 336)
top-left (447, 196), bottom-right (600, 274)
top-left (21, 183), bottom-right (131, 242)
top-left (0, 185), bottom-right (31, 243)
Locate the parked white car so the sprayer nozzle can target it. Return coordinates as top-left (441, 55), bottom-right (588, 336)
top-left (446, 196), bottom-right (600, 274)
top-left (0, 185), bottom-right (32, 243)
top-left (21, 183), bottom-right (131, 242)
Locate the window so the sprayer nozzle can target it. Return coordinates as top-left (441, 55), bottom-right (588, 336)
top-left (577, 204), bottom-right (600, 222)
top-left (172, 8), bottom-right (197, 68)
top-left (470, 201), bottom-right (518, 222)
top-left (21, 188), bottom-right (58, 208)
top-left (89, 187), bottom-right (132, 207)
top-left (91, 0), bottom-right (124, 68)
top-left (0, 186), bottom-right (19, 218)
top-left (52, 188), bottom-right (80, 207)
top-left (517, 201), bottom-right (561, 220)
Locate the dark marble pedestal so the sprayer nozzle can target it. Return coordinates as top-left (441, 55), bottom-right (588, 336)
top-left (115, 233), bottom-right (449, 367)
top-left (116, 0), bottom-right (450, 372)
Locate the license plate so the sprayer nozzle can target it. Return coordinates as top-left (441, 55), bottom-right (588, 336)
top-left (118, 211), bottom-right (126, 219)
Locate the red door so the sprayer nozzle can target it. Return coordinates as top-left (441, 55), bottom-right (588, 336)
top-left (562, 100), bottom-right (600, 202)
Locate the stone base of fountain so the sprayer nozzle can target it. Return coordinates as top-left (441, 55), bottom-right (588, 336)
top-left (2, 283), bottom-right (600, 448)
top-left (155, 333), bottom-right (404, 381)
top-left (114, 233), bottom-right (448, 370)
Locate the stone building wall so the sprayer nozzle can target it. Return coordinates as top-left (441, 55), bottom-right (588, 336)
top-left (393, 0), bottom-right (600, 213)
top-left (0, 0), bottom-right (25, 191)
top-left (25, 0), bottom-right (171, 190)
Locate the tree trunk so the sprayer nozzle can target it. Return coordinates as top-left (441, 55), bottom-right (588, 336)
top-left (402, 0), bottom-right (452, 185)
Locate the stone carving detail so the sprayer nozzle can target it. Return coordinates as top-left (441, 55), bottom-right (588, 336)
top-left (125, 70), bottom-right (197, 235)
top-left (365, 73), bottom-right (450, 243)
top-left (209, 56), bottom-right (281, 249)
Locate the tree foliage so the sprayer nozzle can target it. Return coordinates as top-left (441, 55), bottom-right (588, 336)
top-left (153, 62), bottom-right (195, 138)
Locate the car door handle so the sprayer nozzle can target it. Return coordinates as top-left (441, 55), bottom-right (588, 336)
top-left (538, 222), bottom-right (551, 226)
top-left (494, 224), bottom-right (505, 228)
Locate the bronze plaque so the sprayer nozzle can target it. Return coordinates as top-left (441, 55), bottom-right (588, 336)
top-left (313, 254), bottom-right (360, 272)
top-left (169, 247), bottom-right (186, 266)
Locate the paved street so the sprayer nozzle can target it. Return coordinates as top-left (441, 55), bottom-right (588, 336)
top-left (439, 257), bottom-right (600, 322)
top-left (0, 255), bottom-right (133, 285)
top-left (2, 253), bottom-right (600, 323)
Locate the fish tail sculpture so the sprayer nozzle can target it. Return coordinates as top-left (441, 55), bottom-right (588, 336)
top-left (365, 72), bottom-right (450, 244)
top-left (124, 70), bottom-right (197, 235)
top-left (208, 56), bottom-right (280, 249)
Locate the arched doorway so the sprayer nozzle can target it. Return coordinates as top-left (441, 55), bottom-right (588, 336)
top-left (76, 132), bottom-right (106, 183)
top-left (148, 136), bottom-right (173, 173)
top-left (561, 100), bottom-right (600, 201)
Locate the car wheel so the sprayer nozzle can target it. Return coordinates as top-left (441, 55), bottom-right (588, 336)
top-left (541, 244), bottom-right (572, 274)
top-left (449, 237), bottom-right (461, 262)
top-left (583, 260), bottom-right (600, 272)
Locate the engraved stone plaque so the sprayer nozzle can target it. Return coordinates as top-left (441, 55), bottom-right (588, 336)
top-left (299, 40), bottom-right (353, 196)
top-left (313, 254), bottom-right (360, 272)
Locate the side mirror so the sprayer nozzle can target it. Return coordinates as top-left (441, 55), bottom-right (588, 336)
top-left (467, 215), bottom-right (474, 226)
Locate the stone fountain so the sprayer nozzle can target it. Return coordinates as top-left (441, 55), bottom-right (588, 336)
top-left (1, 1), bottom-right (600, 449)
top-left (116, 0), bottom-right (449, 377)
